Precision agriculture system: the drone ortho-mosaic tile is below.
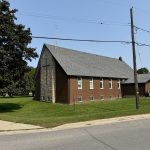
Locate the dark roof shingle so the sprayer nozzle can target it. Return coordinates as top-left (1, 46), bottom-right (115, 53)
top-left (123, 74), bottom-right (150, 84)
top-left (45, 44), bottom-right (134, 79)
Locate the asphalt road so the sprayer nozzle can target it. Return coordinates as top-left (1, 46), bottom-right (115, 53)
top-left (1, 118), bottom-right (150, 150)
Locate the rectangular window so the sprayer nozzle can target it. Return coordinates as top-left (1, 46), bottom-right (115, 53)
top-left (47, 96), bottom-right (51, 102)
top-left (117, 79), bottom-right (121, 89)
top-left (89, 78), bottom-right (94, 89)
top-left (77, 77), bottom-right (82, 89)
top-left (100, 78), bottom-right (104, 89)
top-left (109, 79), bottom-right (112, 89)
top-left (77, 96), bottom-right (82, 102)
top-left (41, 96), bottom-right (45, 101)
top-left (100, 95), bottom-right (104, 100)
top-left (89, 96), bottom-right (94, 101)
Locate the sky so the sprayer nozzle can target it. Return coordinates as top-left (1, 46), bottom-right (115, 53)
top-left (8, 0), bottom-right (150, 70)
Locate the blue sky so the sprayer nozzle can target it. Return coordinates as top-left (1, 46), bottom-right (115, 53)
top-left (8, 0), bottom-right (150, 70)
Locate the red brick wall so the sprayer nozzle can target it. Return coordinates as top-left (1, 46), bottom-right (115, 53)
top-left (69, 76), bottom-right (122, 104)
top-left (122, 83), bottom-right (145, 96)
top-left (145, 81), bottom-right (150, 91)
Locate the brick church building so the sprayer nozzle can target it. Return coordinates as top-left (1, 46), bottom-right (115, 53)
top-left (34, 44), bottom-right (150, 104)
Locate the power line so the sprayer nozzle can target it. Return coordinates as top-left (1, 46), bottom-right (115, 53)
top-left (135, 42), bottom-right (150, 48)
top-left (31, 36), bottom-right (150, 48)
top-left (134, 31), bottom-right (143, 68)
top-left (32, 36), bottom-right (131, 43)
top-left (137, 47), bottom-right (143, 68)
top-left (134, 6), bottom-right (150, 17)
top-left (17, 11), bottom-right (129, 27)
top-left (99, 0), bottom-right (127, 7)
top-left (134, 26), bottom-right (150, 34)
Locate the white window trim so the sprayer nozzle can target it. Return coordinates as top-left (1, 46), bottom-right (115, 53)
top-left (78, 96), bottom-right (83, 102)
top-left (100, 78), bottom-right (104, 89)
top-left (118, 95), bottom-right (121, 99)
top-left (77, 77), bottom-right (82, 89)
top-left (100, 95), bottom-right (104, 100)
top-left (89, 78), bottom-right (94, 89)
top-left (89, 96), bottom-right (94, 101)
top-left (109, 79), bottom-right (113, 89)
top-left (117, 79), bottom-right (121, 89)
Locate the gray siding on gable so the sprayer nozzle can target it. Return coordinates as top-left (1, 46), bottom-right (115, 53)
top-left (40, 47), bottom-right (56, 102)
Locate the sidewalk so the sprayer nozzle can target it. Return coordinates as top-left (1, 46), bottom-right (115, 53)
top-left (53, 113), bottom-right (150, 130)
top-left (0, 113), bottom-right (150, 135)
top-left (0, 120), bottom-right (43, 132)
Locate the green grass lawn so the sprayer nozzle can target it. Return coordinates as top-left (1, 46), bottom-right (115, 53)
top-left (0, 96), bottom-right (150, 128)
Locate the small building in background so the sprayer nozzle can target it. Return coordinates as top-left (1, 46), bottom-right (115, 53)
top-left (122, 74), bottom-right (150, 97)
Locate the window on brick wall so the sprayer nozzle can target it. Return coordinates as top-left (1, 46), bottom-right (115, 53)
top-left (77, 96), bottom-right (83, 102)
top-left (100, 78), bottom-right (104, 89)
top-left (118, 95), bottom-right (120, 99)
top-left (89, 78), bottom-right (94, 89)
top-left (41, 96), bottom-right (45, 101)
top-left (109, 79), bottom-right (112, 89)
top-left (89, 96), bottom-right (94, 101)
top-left (117, 79), bottom-right (121, 89)
top-left (77, 77), bottom-right (82, 89)
top-left (100, 95), bottom-right (104, 100)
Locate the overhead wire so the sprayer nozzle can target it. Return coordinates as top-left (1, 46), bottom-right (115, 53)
top-left (134, 26), bottom-right (150, 34)
top-left (7, 6), bottom-right (150, 49)
top-left (98, 0), bottom-right (127, 7)
top-left (31, 36), bottom-right (131, 43)
top-left (31, 36), bottom-right (150, 48)
top-left (137, 47), bottom-right (144, 68)
top-left (134, 28), bottom-right (143, 68)
top-left (17, 11), bottom-right (130, 27)
top-left (134, 6), bottom-right (150, 17)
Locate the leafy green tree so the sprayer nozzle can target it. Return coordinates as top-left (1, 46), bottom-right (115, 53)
top-left (24, 67), bottom-right (36, 96)
top-left (0, 0), bottom-right (38, 96)
top-left (137, 67), bottom-right (149, 74)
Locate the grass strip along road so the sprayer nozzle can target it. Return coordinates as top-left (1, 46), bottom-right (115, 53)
top-left (0, 97), bottom-right (150, 128)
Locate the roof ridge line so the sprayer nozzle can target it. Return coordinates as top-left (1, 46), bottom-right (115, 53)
top-left (45, 43), bottom-right (120, 61)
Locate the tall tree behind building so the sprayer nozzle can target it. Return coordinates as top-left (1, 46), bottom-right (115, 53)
top-left (0, 0), bottom-right (38, 96)
top-left (137, 67), bottom-right (149, 74)
top-left (24, 67), bottom-right (36, 96)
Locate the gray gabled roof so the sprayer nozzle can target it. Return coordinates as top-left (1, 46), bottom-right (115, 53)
top-left (45, 44), bottom-right (134, 79)
top-left (123, 74), bottom-right (150, 84)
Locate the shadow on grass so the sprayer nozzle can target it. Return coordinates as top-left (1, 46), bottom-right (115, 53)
top-left (90, 104), bottom-right (117, 111)
top-left (0, 103), bottom-right (23, 113)
top-left (0, 95), bottom-right (33, 99)
top-left (98, 107), bottom-right (117, 112)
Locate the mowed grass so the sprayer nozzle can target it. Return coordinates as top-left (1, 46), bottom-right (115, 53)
top-left (0, 96), bottom-right (150, 128)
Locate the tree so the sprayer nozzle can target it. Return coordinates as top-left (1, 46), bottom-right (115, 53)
top-left (137, 67), bottom-right (149, 74)
top-left (0, 0), bottom-right (38, 96)
top-left (24, 67), bottom-right (36, 96)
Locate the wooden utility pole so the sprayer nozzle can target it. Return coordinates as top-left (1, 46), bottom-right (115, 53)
top-left (130, 7), bottom-right (139, 109)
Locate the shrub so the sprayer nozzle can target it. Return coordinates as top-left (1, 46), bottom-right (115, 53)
top-left (145, 91), bottom-right (150, 97)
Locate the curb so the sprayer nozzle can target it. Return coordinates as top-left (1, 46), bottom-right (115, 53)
top-left (0, 113), bottom-right (150, 135)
